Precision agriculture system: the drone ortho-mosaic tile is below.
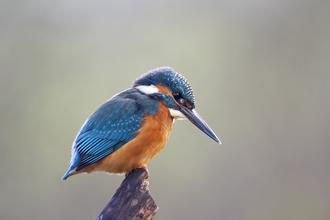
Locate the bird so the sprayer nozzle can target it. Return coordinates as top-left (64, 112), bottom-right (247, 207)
top-left (62, 67), bottom-right (220, 180)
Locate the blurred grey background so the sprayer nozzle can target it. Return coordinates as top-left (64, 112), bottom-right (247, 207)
top-left (1, 1), bottom-right (329, 219)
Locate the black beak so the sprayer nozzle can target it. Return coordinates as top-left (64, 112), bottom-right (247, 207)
top-left (179, 105), bottom-right (221, 144)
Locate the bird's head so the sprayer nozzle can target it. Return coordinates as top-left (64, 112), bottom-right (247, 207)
top-left (133, 67), bottom-right (221, 144)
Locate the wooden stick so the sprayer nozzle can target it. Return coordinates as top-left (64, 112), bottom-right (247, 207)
top-left (95, 168), bottom-right (158, 220)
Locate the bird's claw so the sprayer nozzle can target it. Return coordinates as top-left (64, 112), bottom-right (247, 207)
top-left (126, 165), bottom-right (149, 179)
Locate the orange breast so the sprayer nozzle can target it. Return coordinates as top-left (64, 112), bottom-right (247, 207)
top-left (72, 85), bottom-right (174, 176)
top-left (76, 90), bottom-right (174, 175)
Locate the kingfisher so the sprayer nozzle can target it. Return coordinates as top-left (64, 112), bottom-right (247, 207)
top-left (62, 67), bottom-right (220, 180)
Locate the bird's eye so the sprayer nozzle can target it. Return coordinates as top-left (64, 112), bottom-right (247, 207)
top-left (172, 92), bottom-right (185, 105)
top-left (172, 92), bottom-right (180, 99)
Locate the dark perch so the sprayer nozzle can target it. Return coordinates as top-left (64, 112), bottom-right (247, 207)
top-left (95, 168), bottom-right (158, 220)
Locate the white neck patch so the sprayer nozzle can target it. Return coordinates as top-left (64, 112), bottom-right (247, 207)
top-left (169, 108), bottom-right (187, 122)
top-left (136, 85), bottom-right (159, 94)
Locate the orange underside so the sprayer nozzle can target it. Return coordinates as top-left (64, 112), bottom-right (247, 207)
top-left (70, 85), bottom-right (174, 177)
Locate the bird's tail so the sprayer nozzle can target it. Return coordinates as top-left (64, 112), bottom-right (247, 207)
top-left (62, 167), bottom-right (75, 180)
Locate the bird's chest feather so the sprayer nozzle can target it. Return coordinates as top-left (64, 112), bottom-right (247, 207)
top-left (90, 102), bottom-right (173, 174)
top-left (130, 102), bottom-right (173, 163)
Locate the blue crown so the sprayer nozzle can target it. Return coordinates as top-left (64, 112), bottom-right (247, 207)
top-left (133, 67), bottom-right (195, 109)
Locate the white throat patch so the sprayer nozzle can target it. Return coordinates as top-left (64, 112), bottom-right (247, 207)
top-left (169, 108), bottom-right (187, 122)
top-left (136, 85), bottom-right (159, 94)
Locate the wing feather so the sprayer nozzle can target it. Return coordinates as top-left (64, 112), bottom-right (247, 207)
top-left (69, 95), bottom-right (144, 172)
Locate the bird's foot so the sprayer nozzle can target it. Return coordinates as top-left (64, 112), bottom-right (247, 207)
top-left (126, 165), bottom-right (149, 179)
top-left (137, 165), bottom-right (149, 178)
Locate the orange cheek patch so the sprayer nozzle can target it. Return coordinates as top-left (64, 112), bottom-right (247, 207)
top-left (155, 84), bottom-right (183, 106)
top-left (155, 84), bottom-right (173, 97)
top-left (155, 84), bottom-right (192, 110)
top-left (184, 101), bottom-right (192, 109)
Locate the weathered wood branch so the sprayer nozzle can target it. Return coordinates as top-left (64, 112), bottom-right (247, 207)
top-left (95, 168), bottom-right (158, 220)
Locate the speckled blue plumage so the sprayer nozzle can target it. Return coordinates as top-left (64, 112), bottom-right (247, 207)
top-left (62, 88), bottom-right (160, 179)
top-left (133, 67), bottom-right (195, 109)
top-left (62, 67), bottom-right (197, 180)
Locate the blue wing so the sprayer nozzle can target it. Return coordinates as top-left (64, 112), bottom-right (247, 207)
top-left (62, 89), bottom-right (145, 179)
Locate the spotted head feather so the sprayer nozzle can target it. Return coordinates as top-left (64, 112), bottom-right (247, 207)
top-left (133, 67), bottom-right (196, 109)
